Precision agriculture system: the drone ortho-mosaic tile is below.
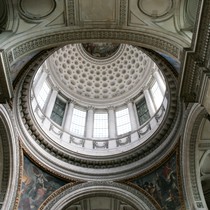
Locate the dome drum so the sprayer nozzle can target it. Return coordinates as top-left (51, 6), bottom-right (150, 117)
top-left (31, 88), bottom-right (168, 156)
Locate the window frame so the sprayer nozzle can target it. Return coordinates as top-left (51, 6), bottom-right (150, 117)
top-left (93, 111), bottom-right (109, 138)
top-left (50, 96), bottom-right (67, 126)
top-left (36, 80), bottom-right (51, 110)
top-left (150, 80), bottom-right (163, 110)
top-left (115, 107), bottom-right (131, 135)
top-left (135, 97), bottom-right (150, 125)
top-left (70, 107), bottom-right (87, 136)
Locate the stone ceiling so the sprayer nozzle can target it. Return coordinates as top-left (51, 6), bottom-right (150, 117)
top-left (48, 43), bottom-right (154, 107)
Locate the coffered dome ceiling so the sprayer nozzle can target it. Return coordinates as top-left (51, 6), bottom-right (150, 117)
top-left (48, 43), bottom-right (153, 106)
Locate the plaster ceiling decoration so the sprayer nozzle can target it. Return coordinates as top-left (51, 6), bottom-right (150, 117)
top-left (49, 44), bottom-right (152, 106)
top-left (19, 0), bottom-right (56, 19)
top-left (82, 43), bottom-right (120, 59)
top-left (79, 0), bottom-right (116, 23)
top-left (138, 0), bottom-right (173, 17)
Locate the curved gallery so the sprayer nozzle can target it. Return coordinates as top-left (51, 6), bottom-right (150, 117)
top-left (15, 42), bottom-right (180, 181)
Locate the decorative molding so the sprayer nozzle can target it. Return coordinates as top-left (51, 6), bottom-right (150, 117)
top-left (138, 0), bottom-right (173, 18)
top-left (93, 140), bottom-right (108, 149)
top-left (66, 0), bottom-right (75, 26)
top-left (116, 135), bottom-right (131, 147)
top-left (182, 104), bottom-right (208, 209)
top-left (14, 146), bottom-right (24, 210)
top-left (0, 50), bottom-right (13, 102)
top-left (18, 0), bottom-right (56, 21)
top-left (189, 110), bottom-right (206, 201)
top-left (0, 104), bottom-right (20, 210)
top-left (180, 0), bottom-right (210, 103)
top-left (119, 0), bottom-right (127, 25)
top-left (69, 136), bottom-right (85, 147)
top-left (8, 30), bottom-right (181, 64)
top-left (39, 181), bottom-right (157, 210)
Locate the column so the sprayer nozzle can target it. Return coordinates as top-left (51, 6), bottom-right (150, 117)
top-left (127, 100), bottom-right (138, 131)
top-left (34, 70), bottom-right (48, 97)
top-left (44, 87), bottom-right (58, 118)
top-left (143, 88), bottom-right (156, 116)
top-left (85, 106), bottom-right (94, 138)
top-left (108, 106), bottom-right (116, 138)
top-left (153, 70), bottom-right (166, 95)
top-left (63, 100), bottom-right (74, 131)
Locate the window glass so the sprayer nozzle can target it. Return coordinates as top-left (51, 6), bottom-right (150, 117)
top-left (50, 97), bottom-right (66, 126)
top-left (116, 108), bottom-right (131, 135)
top-left (33, 68), bottom-right (42, 85)
top-left (151, 81), bottom-right (163, 110)
top-left (36, 81), bottom-right (50, 109)
top-left (70, 108), bottom-right (86, 136)
top-left (93, 113), bottom-right (108, 138)
top-left (136, 98), bottom-right (150, 125)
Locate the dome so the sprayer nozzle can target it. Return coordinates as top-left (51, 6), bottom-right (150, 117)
top-left (48, 44), bottom-right (153, 107)
top-left (17, 42), bottom-right (178, 179)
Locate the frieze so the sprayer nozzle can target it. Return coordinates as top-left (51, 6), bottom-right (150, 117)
top-left (119, 0), bottom-right (127, 25)
top-left (66, 0), bottom-right (75, 26)
top-left (194, 0), bottom-right (210, 64)
top-left (181, 0), bottom-right (210, 103)
top-left (181, 55), bottom-right (204, 102)
top-left (9, 30), bottom-right (181, 64)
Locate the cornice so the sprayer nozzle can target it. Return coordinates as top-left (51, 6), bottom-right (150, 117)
top-left (180, 0), bottom-right (210, 103)
top-left (4, 29), bottom-right (183, 66)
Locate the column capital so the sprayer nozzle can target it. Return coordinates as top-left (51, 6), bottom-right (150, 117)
top-left (87, 105), bottom-right (95, 111)
top-left (42, 65), bottom-right (50, 74)
top-left (107, 106), bottom-right (115, 111)
top-left (67, 99), bottom-right (76, 105)
top-left (52, 86), bottom-right (59, 92)
top-left (126, 98), bottom-right (134, 105)
top-left (142, 86), bottom-right (148, 91)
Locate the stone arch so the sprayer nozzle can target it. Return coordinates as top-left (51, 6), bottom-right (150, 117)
top-left (40, 182), bottom-right (158, 210)
top-left (5, 28), bottom-right (185, 66)
top-left (0, 105), bottom-right (19, 209)
top-left (182, 103), bottom-right (208, 209)
top-left (0, 0), bottom-right (7, 32)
